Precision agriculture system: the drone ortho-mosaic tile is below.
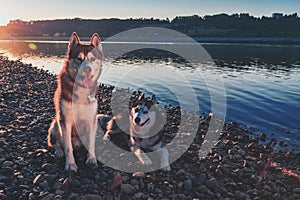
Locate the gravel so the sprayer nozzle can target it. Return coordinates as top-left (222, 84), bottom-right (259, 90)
top-left (0, 55), bottom-right (300, 199)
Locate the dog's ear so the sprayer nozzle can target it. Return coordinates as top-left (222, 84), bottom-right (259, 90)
top-left (69, 32), bottom-right (80, 50)
top-left (90, 33), bottom-right (101, 47)
top-left (151, 94), bottom-right (157, 104)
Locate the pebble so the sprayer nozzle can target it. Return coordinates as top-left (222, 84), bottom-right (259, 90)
top-left (147, 183), bottom-right (154, 191)
top-left (130, 179), bottom-right (139, 185)
top-left (234, 191), bottom-right (250, 200)
top-left (293, 194), bottom-right (300, 199)
top-left (260, 133), bottom-right (267, 141)
top-left (81, 194), bottom-right (103, 200)
top-left (146, 174), bottom-right (157, 182)
top-left (121, 184), bottom-right (136, 194)
top-left (197, 185), bottom-right (208, 193)
top-left (41, 163), bottom-right (54, 171)
top-left (175, 169), bottom-right (186, 179)
top-left (39, 181), bottom-right (49, 189)
top-left (177, 181), bottom-right (183, 189)
top-left (196, 173), bottom-right (207, 186)
top-left (33, 174), bottom-right (44, 185)
top-left (245, 156), bottom-right (257, 161)
top-left (0, 192), bottom-right (7, 199)
top-left (263, 184), bottom-right (272, 192)
top-left (53, 195), bottom-right (63, 200)
top-left (2, 161), bottom-right (13, 167)
top-left (67, 193), bottom-right (79, 200)
top-left (237, 149), bottom-right (246, 156)
top-left (183, 179), bottom-right (193, 191)
top-left (155, 188), bottom-right (162, 193)
top-left (134, 192), bottom-right (144, 198)
top-left (294, 188), bottom-right (300, 194)
top-left (61, 178), bottom-right (70, 189)
top-left (69, 178), bottom-right (80, 188)
top-left (205, 177), bottom-right (219, 192)
top-left (44, 174), bottom-right (57, 186)
top-left (218, 164), bottom-right (231, 175)
top-left (55, 190), bottom-right (64, 196)
top-left (108, 172), bottom-right (122, 191)
top-left (285, 130), bottom-right (291, 134)
top-left (132, 172), bottom-right (146, 178)
top-left (28, 193), bottom-right (35, 200)
top-left (52, 181), bottom-right (62, 190)
top-left (103, 195), bottom-right (113, 200)
top-left (0, 176), bottom-right (7, 183)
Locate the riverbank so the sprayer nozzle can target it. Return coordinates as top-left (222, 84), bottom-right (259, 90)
top-left (1, 36), bottom-right (300, 45)
top-left (0, 55), bottom-right (299, 199)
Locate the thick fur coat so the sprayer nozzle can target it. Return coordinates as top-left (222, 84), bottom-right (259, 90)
top-left (48, 32), bottom-right (103, 172)
top-left (99, 93), bottom-right (171, 171)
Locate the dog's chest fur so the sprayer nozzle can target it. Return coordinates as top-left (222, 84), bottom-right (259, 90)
top-left (60, 86), bottom-right (97, 131)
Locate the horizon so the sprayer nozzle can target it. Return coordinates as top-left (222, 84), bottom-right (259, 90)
top-left (0, 0), bottom-right (300, 26)
top-left (4, 11), bottom-right (299, 24)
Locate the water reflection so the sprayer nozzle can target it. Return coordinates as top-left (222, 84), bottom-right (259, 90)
top-left (1, 40), bottom-right (300, 75)
top-left (0, 40), bottom-right (68, 57)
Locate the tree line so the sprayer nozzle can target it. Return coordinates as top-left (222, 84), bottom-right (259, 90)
top-left (0, 13), bottom-right (299, 38)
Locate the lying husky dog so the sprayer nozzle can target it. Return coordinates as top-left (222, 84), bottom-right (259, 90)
top-left (99, 93), bottom-right (171, 171)
top-left (48, 32), bottom-right (103, 172)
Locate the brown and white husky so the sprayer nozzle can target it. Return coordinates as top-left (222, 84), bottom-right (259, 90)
top-left (48, 32), bottom-right (103, 172)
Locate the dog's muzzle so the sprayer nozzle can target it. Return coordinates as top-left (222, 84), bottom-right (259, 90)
top-left (134, 117), bottom-right (150, 127)
top-left (133, 117), bottom-right (150, 133)
top-left (141, 118), bottom-right (150, 126)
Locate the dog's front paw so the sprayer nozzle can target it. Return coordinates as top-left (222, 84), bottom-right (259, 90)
top-left (86, 157), bottom-right (97, 164)
top-left (86, 157), bottom-right (98, 168)
top-left (65, 163), bottom-right (78, 172)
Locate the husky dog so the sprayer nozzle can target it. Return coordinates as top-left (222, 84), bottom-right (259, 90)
top-left (99, 93), bottom-right (171, 171)
top-left (48, 32), bottom-right (103, 172)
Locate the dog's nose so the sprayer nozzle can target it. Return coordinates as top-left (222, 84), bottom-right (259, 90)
top-left (134, 117), bottom-right (141, 124)
top-left (84, 66), bottom-right (92, 74)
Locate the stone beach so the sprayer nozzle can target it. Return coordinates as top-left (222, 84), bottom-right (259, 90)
top-left (0, 55), bottom-right (300, 200)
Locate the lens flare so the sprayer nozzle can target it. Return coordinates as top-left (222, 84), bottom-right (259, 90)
top-left (86, 27), bottom-right (226, 173)
top-left (28, 43), bottom-right (37, 50)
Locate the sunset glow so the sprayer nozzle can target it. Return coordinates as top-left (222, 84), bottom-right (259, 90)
top-left (0, 0), bottom-right (299, 26)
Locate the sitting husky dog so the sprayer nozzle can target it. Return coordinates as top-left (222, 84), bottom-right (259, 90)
top-left (48, 32), bottom-right (103, 172)
top-left (99, 93), bottom-right (171, 171)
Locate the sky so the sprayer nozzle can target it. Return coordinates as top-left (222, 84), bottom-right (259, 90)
top-left (0, 0), bottom-right (299, 26)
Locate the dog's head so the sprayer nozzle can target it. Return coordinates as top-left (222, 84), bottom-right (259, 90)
top-left (66, 32), bottom-right (103, 89)
top-left (130, 93), bottom-right (158, 135)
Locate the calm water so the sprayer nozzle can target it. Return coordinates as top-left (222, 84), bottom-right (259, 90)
top-left (0, 40), bottom-right (299, 151)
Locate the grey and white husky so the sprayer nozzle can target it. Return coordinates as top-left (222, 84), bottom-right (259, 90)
top-left (48, 32), bottom-right (103, 172)
top-left (99, 93), bottom-right (171, 171)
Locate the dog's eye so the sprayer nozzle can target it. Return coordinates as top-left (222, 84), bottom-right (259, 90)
top-left (90, 57), bottom-right (96, 62)
top-left (143, 111), bottom-right (149, 114)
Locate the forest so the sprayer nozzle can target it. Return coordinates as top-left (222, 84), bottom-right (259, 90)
top-left (0, 13), bottom-right (299, 38)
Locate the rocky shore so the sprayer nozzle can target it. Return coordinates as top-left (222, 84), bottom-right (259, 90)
top-left (0, 55), bottom-right (299, 200)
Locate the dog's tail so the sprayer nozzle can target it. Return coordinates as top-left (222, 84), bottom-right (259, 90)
top-left (97, 114), bottom-right (112, 130)
top-left (47, 119), bottom-right (58, 147)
